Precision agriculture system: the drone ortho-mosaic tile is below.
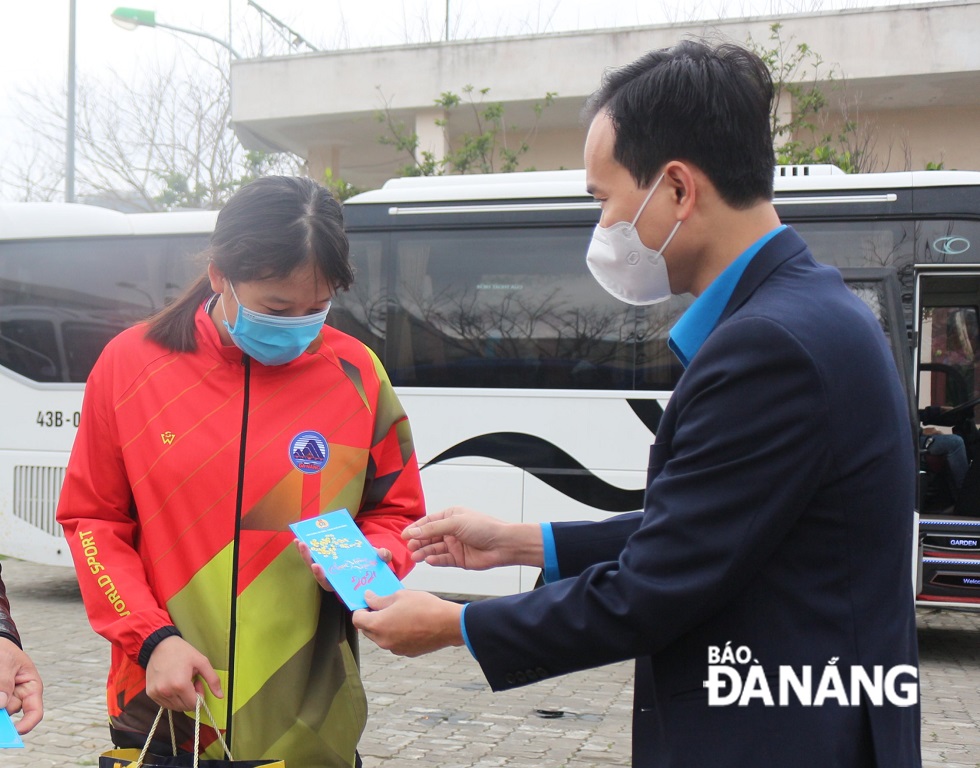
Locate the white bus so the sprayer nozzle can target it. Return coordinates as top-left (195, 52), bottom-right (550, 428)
top-left (0, 204), bottom-right (216, 565)
top-left (3, 168), bottom-right (980, 606)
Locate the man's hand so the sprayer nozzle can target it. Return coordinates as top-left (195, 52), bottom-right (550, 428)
top-left (353, 590), bottom-right (463, 657)
top-left (0, 637), bottom-right (43, 734)
top-left (145, 635), bottom-right (222, 712)
top-left (403, 506), bottom-right (543, 570)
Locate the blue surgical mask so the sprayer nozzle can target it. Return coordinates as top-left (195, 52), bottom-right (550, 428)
top-left (221, 282), bottom-right (331, 366)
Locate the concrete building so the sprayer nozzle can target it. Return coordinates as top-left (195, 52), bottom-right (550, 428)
top-left (230, 1), bottom-right (980, 190)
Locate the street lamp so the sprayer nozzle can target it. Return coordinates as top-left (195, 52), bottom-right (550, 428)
top-left (66, 0), bottom-right (76, 203)
top-left (110, 7), bottom-right (242, 59)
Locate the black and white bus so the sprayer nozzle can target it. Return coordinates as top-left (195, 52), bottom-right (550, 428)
top-left (2, 166), bottom-right (979, 606)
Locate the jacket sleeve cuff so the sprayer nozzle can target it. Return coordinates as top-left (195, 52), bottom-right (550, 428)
top-left (137, 626), bottom-right (182, 668)
top-left (0, 630), bottom-right (21, 649)
top-left (540, 523), bottom-right (561, 583)
top-left (460, 603), bottom-right (477, 658)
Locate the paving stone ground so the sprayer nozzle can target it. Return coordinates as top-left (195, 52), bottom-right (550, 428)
top-left (2, 560), bottom-right (978, 767)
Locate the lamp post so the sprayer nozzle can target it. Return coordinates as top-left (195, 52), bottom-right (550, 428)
top-left (66, 0), bottom-right (76, 203)
top-left (110, 7), bottom-right (242, 59)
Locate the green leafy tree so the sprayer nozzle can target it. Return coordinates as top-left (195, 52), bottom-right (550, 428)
top-left (748, 23), bottom-right (878, 173)
top-left (321, 168), bottom-right (364, 202)
top-left (376, 85), bottom-right (556, 176)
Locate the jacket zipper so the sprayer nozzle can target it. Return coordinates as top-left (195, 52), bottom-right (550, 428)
top-left (225, 354), bottom-right (250, 751)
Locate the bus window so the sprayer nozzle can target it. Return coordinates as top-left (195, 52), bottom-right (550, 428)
top-left (833, 268), bottom-right (915, 422)
top-left (0, 234), bottom-right (207, 382)
top-left (792, 220), bottom-right (914, 273)
top-left (918, 220), bottom-right (980, 265)
top-left (387, 227), bottom-right (688, 390)
top-left (634, 298), bottom-right (690, 390)
top-left (921, 306), bottom-right (980, 407)
top-left (63, 321), bottom-right (129, 383)
top-left (793, 219), bottom-right (916, 324)
top-left (846, 280), bottom-right (896, 343)
top-left (0, 318), bottom-right (60, 381)
top-left (329, 234), bottom-right (385, 360)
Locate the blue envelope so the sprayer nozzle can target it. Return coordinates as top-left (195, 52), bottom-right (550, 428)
top-left (0, 709), bottom-right (24, 748)
top-left (290, 508), bottom-right (404, 610)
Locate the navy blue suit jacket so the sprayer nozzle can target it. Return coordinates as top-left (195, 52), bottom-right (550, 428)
top-left (465, 228), bottom-right (921, 767)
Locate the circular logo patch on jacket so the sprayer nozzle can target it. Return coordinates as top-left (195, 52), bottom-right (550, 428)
top-left (289, 431), bottom-right (329, 474)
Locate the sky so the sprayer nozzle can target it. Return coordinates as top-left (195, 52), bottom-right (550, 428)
top-left (0, 0), bottom-right (952, 201)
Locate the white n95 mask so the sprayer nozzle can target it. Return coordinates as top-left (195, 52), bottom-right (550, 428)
top-left (586, 173), bottom-right (682, 306)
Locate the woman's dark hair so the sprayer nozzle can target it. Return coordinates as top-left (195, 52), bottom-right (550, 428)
top-left (584, 39), bottom-right (776, 208)
top-left (145, 176), bottom-right (353, 352)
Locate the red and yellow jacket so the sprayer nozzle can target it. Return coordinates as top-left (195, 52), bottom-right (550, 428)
top-left (57, 304), bottom-right (424, 767)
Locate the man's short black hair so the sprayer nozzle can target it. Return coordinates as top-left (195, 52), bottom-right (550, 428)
top-left (584, 39), bottom-right (776, 208)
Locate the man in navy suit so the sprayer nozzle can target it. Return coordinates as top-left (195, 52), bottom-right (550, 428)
top-left (343, 40), bottom-right (921, 767)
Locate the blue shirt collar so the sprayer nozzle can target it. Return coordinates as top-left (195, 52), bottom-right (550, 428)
top-left (668, 225), bottom-right (786, 368)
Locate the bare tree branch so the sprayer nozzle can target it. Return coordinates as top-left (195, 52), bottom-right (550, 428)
top-left (3, 44), bottom-right (301, 209)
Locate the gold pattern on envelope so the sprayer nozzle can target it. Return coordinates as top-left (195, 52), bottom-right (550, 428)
top-left (309, 533), bottom-right (363, 560)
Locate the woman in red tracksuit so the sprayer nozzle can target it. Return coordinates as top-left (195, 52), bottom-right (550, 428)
top-left (57, 176), bottom-right (425, 768)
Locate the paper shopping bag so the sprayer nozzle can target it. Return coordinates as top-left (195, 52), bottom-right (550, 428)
top-left (99, 698), bottom-right (284, 768)
top-left (100, 750), bottom-right (283, 768)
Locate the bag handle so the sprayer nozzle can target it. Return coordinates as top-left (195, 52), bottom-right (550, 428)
top-left (133, 707), bottom-right (178, 768)
top-left (131, 696), bottom-right (234, 768)
top-left (193, 694), bottom-right (234, 766)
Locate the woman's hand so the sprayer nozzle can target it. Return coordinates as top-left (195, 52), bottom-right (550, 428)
top-left (145, 636), bottom-right (222, 712)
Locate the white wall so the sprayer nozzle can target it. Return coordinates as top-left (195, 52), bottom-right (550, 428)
top-left (230, 2), bottom-right (980, 188)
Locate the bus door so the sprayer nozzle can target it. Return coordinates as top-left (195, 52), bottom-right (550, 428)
top-left (914, 267), bottom-right (980, 606)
